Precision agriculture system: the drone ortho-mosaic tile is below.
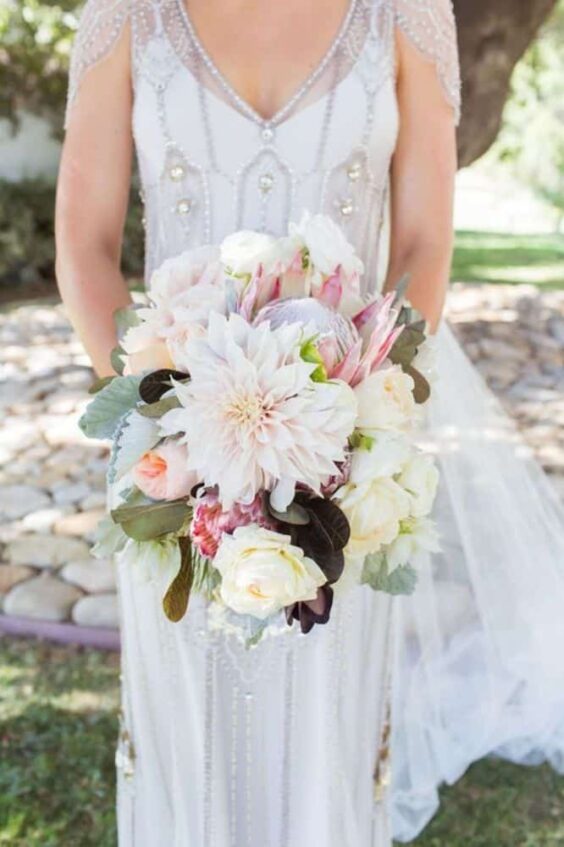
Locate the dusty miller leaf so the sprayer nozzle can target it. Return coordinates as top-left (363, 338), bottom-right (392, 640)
top-left (361, 552), bottom-right (418, 596)
top-left (79, 376), bottom-right (142, 440)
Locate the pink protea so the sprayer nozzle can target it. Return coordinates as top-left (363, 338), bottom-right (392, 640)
top-left (330, 292), bottom-right (403, 386)
top-left (191, 490), bottom-right (277, 559)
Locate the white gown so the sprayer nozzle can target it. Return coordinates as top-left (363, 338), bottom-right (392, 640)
top-left (65, 1), bottom-right (564, 844)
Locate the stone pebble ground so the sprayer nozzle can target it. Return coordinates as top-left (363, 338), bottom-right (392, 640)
top-left (0, 283), bottom-right (563, 638)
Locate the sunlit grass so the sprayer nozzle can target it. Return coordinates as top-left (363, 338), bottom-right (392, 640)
top-left (2, 636), bottom-right (564, 846)
top-left (452, 230), bottom-right (564, 288)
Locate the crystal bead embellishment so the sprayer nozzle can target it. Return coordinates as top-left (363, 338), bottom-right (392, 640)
top-left (347, 161), bottom-right (362, 182)
top-left (261, 127), bottom-right (274, 143)
top-left (339, 198), bottom-right (355, 217)
top-left (176, 198), bottom-right (193, 215)
top-left (169, 164), bottom-right (186, 181)
top-left (258, 172), bottom-right (275, 194)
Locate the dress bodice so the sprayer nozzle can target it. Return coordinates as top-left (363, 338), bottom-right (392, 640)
top-left (65, 0), bottom-right (460, 292)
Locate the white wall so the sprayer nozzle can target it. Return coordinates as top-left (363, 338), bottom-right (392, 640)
top-left (0, 112), bottom-right (61, 183)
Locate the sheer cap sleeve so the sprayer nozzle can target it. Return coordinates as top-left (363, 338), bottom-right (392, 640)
top-left (64, 0), bottom-right (131, 129)
top-left (394, 0), bottom-right (461, 124)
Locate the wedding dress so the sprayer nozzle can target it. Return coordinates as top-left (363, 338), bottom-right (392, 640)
top-left (65, 1), bottom-right (564, 844)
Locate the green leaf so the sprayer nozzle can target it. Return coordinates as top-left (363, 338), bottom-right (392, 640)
top-left (79, 375), bottom-right (142, 440)
top-left (245, 620), bottom-right (269, 649)
top-left (389, 324), bottom-right (426, 368)
top-left (91, 515), bottom-right (129, 558)
top-left (137, 395), bottom-right (182, 418)
top-left (349, 430), bottom-right (374, 451)
top-left (392, 273), bottom-right (411, 308)
top-left (110, 344), bottom-right (126, 376)
top-left (361, 553), bottom-right (418, 595)
top-left (162, 537), bottom-right (193, 622)
top-left (300, 336), bottom-right (327, 382)
top-left (88, 376), bottom-right (115, 395)
top-left (114, 304), bottom-right (142, 340)
top-left (111, 499), bottom-right (191, 542)
top-left (267, 500), bottom-right (311, 526)
top-left (404, 364), bottom-right (431, 405)
top-left (108, 411), bottom-right (161, 483)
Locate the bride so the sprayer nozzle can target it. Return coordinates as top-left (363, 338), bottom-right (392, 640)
top-left (55, 0), bottom-right (564, 844)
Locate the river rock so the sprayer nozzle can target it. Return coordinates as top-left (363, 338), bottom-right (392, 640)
top-left (0, 485), bottom-right (52, 520)
top-left (54, 509), bottom-right (105, 539)
top-left (0, 564), bottom-right (35, 594)
top-left (6, 534), bottom-right (91, 568)
top-left (3, 573), bottom-right (83, 621)
top-left (71, 593), bottom-right (119, 628)
top-left (61, 559), bottom-right (116, 593)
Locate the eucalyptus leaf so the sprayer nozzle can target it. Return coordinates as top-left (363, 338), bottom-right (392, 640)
top-left (245, 620), bottom-right (269, 649)
top-left (114, 304), bottom-right (143, 340)
top-left (162, 537), bottom-right (193, 623)
top-left (109, 411), bottom-right (161, 483)
top-left (79, 375), bottom-right (142, 440)
top-left (88, 376), bottom-right (115, 395)
top-left (392, 273), bottom-right (410, 308)
top-left (389, 325), bottom-right (426, 368)
top-left (111, 499), bottom-right (191, 541)
top-left (110, 344), bottom-right (126, 376)
top-left (404, 364), bottom-right (431, 405)
top-left (361, 552), bottom-right (418, 595)
top-left (137, 395), bottom-right (182, 418)
top-left (91, 515), bottom-right (129, 558)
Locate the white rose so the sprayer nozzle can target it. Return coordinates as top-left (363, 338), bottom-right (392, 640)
top-left (220, 231), bottom-right (285, 276)
top-left (150, 245), bottom-right (223, 306)
top-left (215, 526), bottom-right (327, 620)
top-left (289, 211), bottom-right (363, 277)
top-left (354, 365), bottom-right (416, 432)
top-left (384, 517), bottom-right (440, 568)
top-left (398, 453), bottom-right (439, 517)
top-left (335, 476), bottom-right (411, 558)
top-left (349, 431), bottom-right (411, 485)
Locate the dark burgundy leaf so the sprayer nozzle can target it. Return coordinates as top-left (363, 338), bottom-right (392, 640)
top-left (139, 369), bottom-right (189, 403)
top-left (286, 584), bottom-right (334, 634)
top-left (294, 493), bottom-right (350, 553)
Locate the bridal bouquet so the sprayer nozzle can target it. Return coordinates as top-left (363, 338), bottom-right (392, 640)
top-left (81, 213), bottom-right (439, 644)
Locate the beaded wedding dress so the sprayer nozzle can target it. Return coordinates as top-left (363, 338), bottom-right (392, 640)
top-left (65, 1), bottom-right (564, 844)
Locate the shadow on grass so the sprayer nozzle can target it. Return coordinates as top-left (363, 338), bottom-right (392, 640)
top-left (0, 703), bottom-right (117, 847)
top-left (452, 230), bottom-right (564, 288)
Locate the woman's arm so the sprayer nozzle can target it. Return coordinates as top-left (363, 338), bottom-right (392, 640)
top-left (384, 29), bottom-right (458, 331)
top-left (55, 21), bottom-right (133, 377)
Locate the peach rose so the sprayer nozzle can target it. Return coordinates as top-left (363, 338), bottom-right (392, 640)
top-left (133, 441), bottom-right (197, 501)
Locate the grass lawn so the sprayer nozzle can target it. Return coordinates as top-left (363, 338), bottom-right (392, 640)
top-left (1, 638), bottom-right (564, 846)
top-left (452, 230), bottom-right (564, 288)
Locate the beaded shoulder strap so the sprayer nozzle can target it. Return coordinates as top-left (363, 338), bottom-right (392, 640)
top-left (394, 0), bottom-right (461, 124)
top-left (64, 0), bottom-right (131, 129)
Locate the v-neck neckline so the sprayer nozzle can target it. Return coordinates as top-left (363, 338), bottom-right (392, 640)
top-left (175, 0), bottom-right (358, 128)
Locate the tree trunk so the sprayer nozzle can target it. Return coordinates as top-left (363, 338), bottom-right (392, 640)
top-left (455, 0), bottom-right (558, 167)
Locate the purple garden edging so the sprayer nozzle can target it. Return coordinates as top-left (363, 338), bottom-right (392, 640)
top-left (0, 613), bottom-right (120, 651)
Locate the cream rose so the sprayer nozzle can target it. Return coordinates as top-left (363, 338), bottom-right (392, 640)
top-left (335, 476), bottom-right (411, 558)
top-left (398, 453), bottom-right (439, 517)
top-left (214, 526), bottom-right (327, 620)
top-left (384, 517), bottom-right (440, 568)
top-left (348, 431), bottom-right (411, 485)
top-left (354, 365), bottom-right (416, 432)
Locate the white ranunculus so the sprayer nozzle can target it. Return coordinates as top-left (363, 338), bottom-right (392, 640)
top-left (220, 230), bottom-right (289, 276)
top-left (214, 526), bottom-right (327, 620)
top-left (354, 365), bottom-right (416, 432)
top-left (289, 211), bottom-right (364, 278)
top-left (384, 517), bottom-right (440, 568)
top-left (120, 537), bottom-right (181, 588)
top-left (398, 453), bottom-right (439, 517)
top-left (149, 245), bottom-right (224, 307)
top-left (335, 476), bottom-right (411, 558)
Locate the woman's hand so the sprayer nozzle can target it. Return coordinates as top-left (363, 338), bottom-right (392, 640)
top-left (384, 28), bottom-right (458, 332)
top-left (55, 20), bottom-right (133, 377)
